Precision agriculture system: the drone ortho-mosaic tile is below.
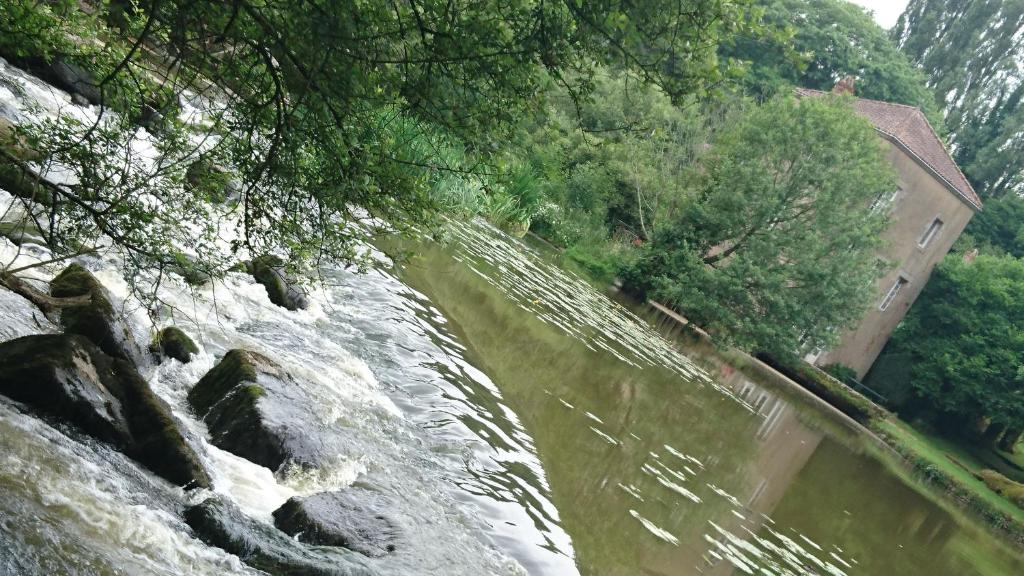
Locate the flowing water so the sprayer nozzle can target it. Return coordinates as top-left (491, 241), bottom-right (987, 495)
top-left (2, 60), bottom-right (1024, 576)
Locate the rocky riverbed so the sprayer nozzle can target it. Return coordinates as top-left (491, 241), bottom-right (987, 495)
top-left (0, 56), bottom-right (572, 575)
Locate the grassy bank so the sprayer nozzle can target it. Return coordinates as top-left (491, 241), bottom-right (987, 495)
top-left (757, 351), bottom-right (1024, 547)
top-left (871, 418), bottom-right (1024, 546)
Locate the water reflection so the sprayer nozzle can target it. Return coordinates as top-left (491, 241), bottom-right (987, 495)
top-left (399, 220), bottom-right (1024, 576)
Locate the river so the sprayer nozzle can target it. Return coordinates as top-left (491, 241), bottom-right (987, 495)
top-left (395, 221), bottom-right (1024, 576)
top-left (2, 58), bottom-right (1024, 575)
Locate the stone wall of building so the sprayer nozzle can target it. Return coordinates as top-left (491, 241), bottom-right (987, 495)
top-left (816, 139), bottom-right (977, 378)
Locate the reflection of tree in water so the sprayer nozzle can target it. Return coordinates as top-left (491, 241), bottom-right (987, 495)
top-left (401, 236), bottom-right (838, 575)
top-left (766, 439), bottom-right (963, 575)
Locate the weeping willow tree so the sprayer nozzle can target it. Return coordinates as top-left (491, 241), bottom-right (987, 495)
top-left (0, 0), bottom-right (764, 307)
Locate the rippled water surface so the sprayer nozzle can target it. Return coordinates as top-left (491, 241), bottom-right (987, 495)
top-left (397, 221), bottom-right (1024, 576)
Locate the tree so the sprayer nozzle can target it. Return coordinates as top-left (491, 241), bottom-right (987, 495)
top-left (721, 0), bottom-right (941, 124)
top-left (888, 254), bottom-right (1024, 437)
top-left (624, 93), bottom-right (896, 355)
top-left (0, 0), bottom-right (763, 302)
top-left (960, 194), bottom-right (1024, 259)
top-left (893, 0), bottom-right (1024, 198)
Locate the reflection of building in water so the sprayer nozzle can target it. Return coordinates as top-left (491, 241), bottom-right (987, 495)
top-left (695, 366), bottom-right (825, 575)
top-left (720, 364), bottom-right (824, 512)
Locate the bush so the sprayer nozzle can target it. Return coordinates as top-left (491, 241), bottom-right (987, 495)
top-left (758, 354), bottom-right (885, 424)
top-left (979, 470), bottom-right (1024, 509)
top-left (823, 362), bottom-right (857, 383)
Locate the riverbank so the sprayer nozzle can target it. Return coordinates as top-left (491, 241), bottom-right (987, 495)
top-left (635, 299), bottom-right (1024, 550)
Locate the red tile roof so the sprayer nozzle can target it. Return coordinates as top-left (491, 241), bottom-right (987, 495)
top-left (795, 88), bottom-right (981, 210)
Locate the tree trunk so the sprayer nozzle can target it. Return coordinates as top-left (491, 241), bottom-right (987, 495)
top-left (982, 421), bottom-right (1007, 447)
top-left (999, 427), bottom-right (1023, 453)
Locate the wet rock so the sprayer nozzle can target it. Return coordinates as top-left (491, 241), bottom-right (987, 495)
top-left (46, 58), bottom-right (102, 106)
top-left (0, 116), bottom-right (40, 161)
top-left (0, 218), bottom-right (46, 246)
top-left (138, 103), bottom-right (163, 129)
top-left (247, 255), bottom-right (309, 311)
top-left (0, 334), bottom-right (130, 444)
top-left (188, 349), bottom-right (336, 472)
top-left (0, 156), bottom-right (53, 205)
top-left (50, 263), bottom-right (141, 365)
top-left (0, 334), bottom-right (211, 488)
top-left (184, 496), bottom-right (372, 576)
top-left (151, 326), bottom-right (199, 363)
top-left (185, 159), bottom-right (235, 203)
top-left (166, 253), bottom-right (215, 286)
top-left (273, 489), bottom-right (401, 557)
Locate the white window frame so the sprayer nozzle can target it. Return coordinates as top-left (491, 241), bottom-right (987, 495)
top-left (918, 217), bottom-right (944, 248)
top-left (880, 276), bottom-right (908, 311)
top-left (870, 187), bottom-right (901, 214)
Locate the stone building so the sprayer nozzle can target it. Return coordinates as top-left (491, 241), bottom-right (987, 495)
top-left (796, 86), bottom-right (982, 379)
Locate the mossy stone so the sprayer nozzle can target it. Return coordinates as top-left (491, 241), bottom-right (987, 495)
top-left (204, 383), bottom-right (286, 470)
top-left (0, 334), bottom-right (211, 488)
top-left (0, 157), bottom-right (52, 205)
top-left (184, 497), bottom-right (369, 576)
top-left (0, 334), bottom-right (131, 444)
top-left (110, 356), bottom-right (212, 488)
top-left (273, 490), bottom-right (401, 557)
top-left (187, 349), bottom-right (335, 472)
top-left (0, 219), bottom-right (45, 246)
top-left (50, 263), bottom-right (140, 365)
top-left (185, 159), bottom-right (234, 203)
top-left (152, 326), bottom-right (199, 363)
top-left (187, 349), bottom-right (261, 415)
top-left (249, 255), bottom-right (309, 311)
top-left (0, 116), bottom-right (40, 161)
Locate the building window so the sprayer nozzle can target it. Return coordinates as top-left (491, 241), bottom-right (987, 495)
top-left (870, 187), bottom-right (901, 213)
top-left (918, 217), bottom-right (944, 248)
top-left (880, 276), bottom-right (908, 311)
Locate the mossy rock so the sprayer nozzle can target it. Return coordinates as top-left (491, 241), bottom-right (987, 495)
top-left (151, 326), bottom-right (199, 363)
top-left (0, 334), bottom-right (211, 488)
top-left (166, 253), bottom-right (215, 286)
top-left (188, 349), bottom-right (338, 472)
top-left (188, 349), bottom-right (262, 415)
top-left (184, 497), bottom-right (371, 576)
top-left (0, 157), bottom-right (53, 205)
top-left (50, 263), bottom-right (141, 365)
top-left (0, 334), bottom-right (131, 444)
top-left (111, 355), bottom-right (211, 487)
top-left (248, 255), bottom-right (309, 311)
top-left (273, 490), bottom-right (401, 557)
top-left (0, 116), bottom-right (40, 161)
top-left (188, 350), bottom-right (291, 470)
top-left (203, 383), bottom-right (286, 470)
top-left (185, 159), bottom-right (235, 203)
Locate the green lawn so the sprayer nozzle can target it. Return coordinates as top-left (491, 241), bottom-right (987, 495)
top-left (875, 418), bottom-right (1024, 524)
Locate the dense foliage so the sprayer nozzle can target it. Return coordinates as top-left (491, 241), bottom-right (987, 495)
top-left (0, 0), bottom-right (761, 294)
top-left (961, 194), bottom-right (1024, 259)
top-left (887, 255), bottom-right (1024, 441)
top-left (623, 94), bottom-right (894, 355)
top-left (721, 0), bottom-right (940, 123)
top-left (512, 69), bottom-right (716, 282)
top-left (894, 0), bottom-right (1024, 198)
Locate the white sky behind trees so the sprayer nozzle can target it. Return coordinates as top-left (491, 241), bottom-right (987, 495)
top-left (848, 0), bottom-right (911, 29)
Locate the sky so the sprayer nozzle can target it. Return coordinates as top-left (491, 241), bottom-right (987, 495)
top-left (847, 0), bottom-right (911, 29)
